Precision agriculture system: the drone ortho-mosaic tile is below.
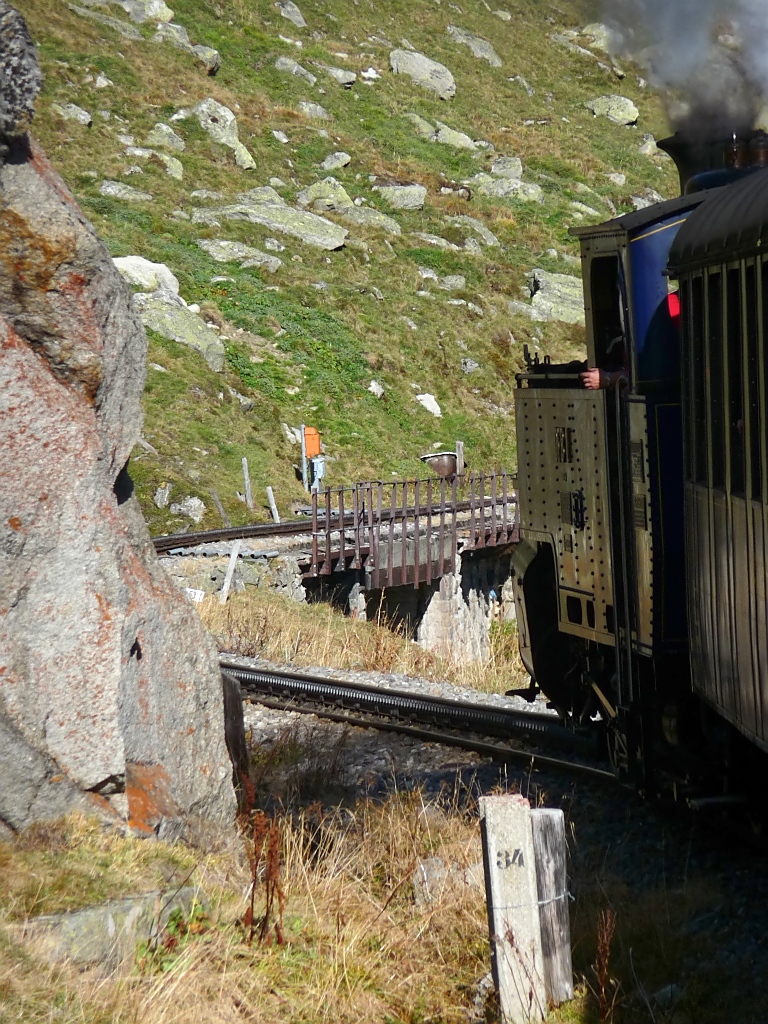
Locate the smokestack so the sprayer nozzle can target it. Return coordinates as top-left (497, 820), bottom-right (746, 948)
top-left (658, 130), bottom-right (768, 193)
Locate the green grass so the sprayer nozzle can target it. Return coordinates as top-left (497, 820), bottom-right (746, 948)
top-left (15, 0), bottom-right (678, 532)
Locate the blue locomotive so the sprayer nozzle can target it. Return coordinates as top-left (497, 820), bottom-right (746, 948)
top-left (512, 133), bottom-right (768, 797)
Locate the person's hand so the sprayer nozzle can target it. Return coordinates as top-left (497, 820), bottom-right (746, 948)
top-left (581, 367), bottom-right (604, 390)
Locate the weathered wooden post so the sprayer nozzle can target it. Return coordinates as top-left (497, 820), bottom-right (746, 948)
top-left (266, 485), bottom-right (280, 523)
top-left (241, 457), bottom-right (254, 510)
top-left (479, 794), bottom-right (572, 1023)
top-left (456, 439), bottom-right (465, 479)
top-left (219, 540), bottom-right (242, 605)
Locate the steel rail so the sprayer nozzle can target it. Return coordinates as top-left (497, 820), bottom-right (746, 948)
top-left (244, 694), bottom-right (616, 781)
top-left (220, 660), bottom-right (600, 757)
top-left (152, 497), bottom-right (513, 554)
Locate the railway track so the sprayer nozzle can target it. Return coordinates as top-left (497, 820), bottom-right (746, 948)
top-left (220, 659), bottom-right (615, 782)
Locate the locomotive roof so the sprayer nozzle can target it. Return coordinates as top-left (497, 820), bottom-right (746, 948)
top-left (667, 167), bottom-right (768, 272)
top-left (569, 190), bottom-right (710, 241)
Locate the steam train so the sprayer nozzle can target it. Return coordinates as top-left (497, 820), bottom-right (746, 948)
top-left (512, 132), bottom-right (768, 801)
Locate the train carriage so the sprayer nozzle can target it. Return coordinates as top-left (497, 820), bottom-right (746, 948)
top-left (512, 134), bottom-right (768, 797)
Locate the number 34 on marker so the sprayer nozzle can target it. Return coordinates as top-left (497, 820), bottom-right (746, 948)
top-left (496, 848), bottom-right (525, 869)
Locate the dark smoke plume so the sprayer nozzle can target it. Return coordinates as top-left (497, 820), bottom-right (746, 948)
top-left (602, 0), bottom-right (768, 137)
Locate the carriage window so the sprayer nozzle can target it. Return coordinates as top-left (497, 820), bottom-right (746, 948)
top-left (708, 272), bottom-right (724, 489)
top-left (727, 268), bottom-right (745, 495)
top-left (690, 276), bottom-right (707, 484)
top-left (590, 256), bottom-right (626, 371)
top-left (745, 264), bottom-right (761, 501)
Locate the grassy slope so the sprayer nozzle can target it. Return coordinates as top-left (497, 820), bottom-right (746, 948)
top-left (17, 0), bottom-right (676, 531)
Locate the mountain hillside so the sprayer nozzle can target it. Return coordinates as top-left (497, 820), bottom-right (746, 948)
top-left (17, 0), bottom-right (677, 532)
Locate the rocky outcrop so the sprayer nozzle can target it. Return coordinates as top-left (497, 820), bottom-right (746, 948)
top-left (0, 6), bottom-right (237, 835)
top-left (447, 25), bottom-right (502, 66)
top-left (152, 22), bottom-right (220, 74)
top-left (389, 49), bottom-right (456, 99)
top-left (584, 94), bottom-right (638, 125)
top-left (133, 289), bottom-right (226, 370)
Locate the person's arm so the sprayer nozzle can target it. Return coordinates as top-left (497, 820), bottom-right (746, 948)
top-left (580, 367), bottom-right (625, 390)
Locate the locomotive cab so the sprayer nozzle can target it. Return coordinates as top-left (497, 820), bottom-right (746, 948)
top-left (513, 194), bottom-right (709, 787)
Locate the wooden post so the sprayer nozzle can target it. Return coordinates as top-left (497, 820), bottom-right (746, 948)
top-left (530, 809), bottom-right (573, 1006)
top-left (266, 486), bottom-right (280, 523)
top-left (479, 794), bottom-right (546, 1024)
top-left (209, 489), bottom-right (231, 528)
top-left (456, 439), bottom-right (465, 479)
top-left (219, 540), bottom-right (242, 605)
top-left (241, 457), bottom-right (253, 510)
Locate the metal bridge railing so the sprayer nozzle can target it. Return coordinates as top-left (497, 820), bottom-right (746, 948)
top-left (308, 471), bottom-right (517, 588)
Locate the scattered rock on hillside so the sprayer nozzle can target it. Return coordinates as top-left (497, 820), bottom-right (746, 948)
top-left (490, 155), bottom-right (522, 179)
top-left (191, 188), bottom-right (348, 250)
top-left (296, 176), bottom-right (353, 211)
top-left (51, 102), bottom-right (92, 126)
top-left (631, 187), bottom-right (665, 210)
top-left (471, 173), bottom-right (542, 202)
top-left (338, 206), bottom-right (401, 235)
top-left (170, 495), bottom-right (206, 522)
top-left (133, 289), bottom-right (226, 370)
top-left (406, 112), bottom-right (436, 138)
top-left (298, 100), bottom-right (330, 120)
top-left (0, 21), bottom-right (236, 832)
top-left (17, 888), bottom-right (199, 966)
top-left (373, 183), bottom-right (427, 209)
top-left (605, 171), bottom-right (626, 186)
top-left (639, 132), bottom-right (659, 156)
top-left (494, 8), bottom-right (511, 20)
top-left (196, 238), bottom-right (282, 272)
top-left (276, 0), bottom-right (306, 29)
top-left (584, 94), bottom-right (638, 125)
top-left (207, 238), bottom-right (282, 268)
top-left (389, 49), bottom-right (456, 100)
top-left (190, 188), bottom-right (222, 200)
top-left (326, 66), bottom-right (357, 87)
top-left (68, 3), bottom-right (142, 39)
top-left (412, 231), bottom-right (461, 251)
top-left (434, 121), bottom-right (476, 149)
top-left (368, 380), bottom-right (385, 398)
top-left (416, 393), bottom-right (442, 417)
top-left (449, 216), bottom-right (499, 247)
top-left (192, 98), bottom-right (255, 168)
top-left (581, 22), bottom-right (612, 51)
top-left (114, 0), bottom-right (174, 23)
top-left (438, 274), bottom-right (466, 291)
top-left (275, 55), bottom-right (316, 84)
top-left (512, 269), bottom-right (584, 324)
top-left (273, 129), bottom-right (289, 143)
top-left (461, 357), bottom-right (480, 373)
top-left (124, 146), bottom-right (183, 179)
top-left (153, 22), bottom-right (220, 74)
top-left (99, 179), bottom-right (153, 201)
top-left (447, 25), bottom-right (502, 67)
top-left (113, 256), bottom-right (179, 293)
top-left (320, 150), bottom-right (351, 170)
top-left (0, 1), bottom-right (42, 140)
top-left (145, 121), bottom-right (185, 151)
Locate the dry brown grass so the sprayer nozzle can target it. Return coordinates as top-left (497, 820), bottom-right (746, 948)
top-left (0, 797), bottom-right (490, 1024)
top-left (200, 587), bottom-right (529, 695)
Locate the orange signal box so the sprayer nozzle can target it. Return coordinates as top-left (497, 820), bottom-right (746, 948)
top-left (304, 425), bottom-right (321, 459)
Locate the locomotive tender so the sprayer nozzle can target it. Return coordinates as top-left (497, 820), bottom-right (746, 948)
top-left (512, 133), bottom-right (768, 798)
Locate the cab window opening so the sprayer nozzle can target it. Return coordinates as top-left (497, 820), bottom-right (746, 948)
top-left (590, 255), bottom-right (626, 372)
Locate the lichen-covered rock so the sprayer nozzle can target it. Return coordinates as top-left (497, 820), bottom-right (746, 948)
top-left (113, 255), bottom-right (179, 293)
top-left (0, 121), bottom-right (236, 831)
top-left (133, 289), bottom-right (226, 370)
top-left (298, 100), bottom-right (330, 120)
top-left (405, 112), bottom-right (436, 138)
top-left (114, 0), bottom-right (174, 23)
top-left (447, 25), bottom-right (501, 66)
top-left (51, 102), bottom-right (92, 126)
top-left (152, 23), bottom-right (220, 75)
top-left (296, 176), bottom-right (353, 211)
top-left (0, 2), bottom-right (42, 142)
top-left (196, 238), bottom-right (282, 272)
top-left (524, 268), bottom-right (585, 324)
top-left (191, 189), bottom-right (348, 250)
top-left (144, 122), bottom-right (185, 152)
top-left (434, 121), bottom-right (476, 150)
top-left (68, 3), bottom-right (142, 39)
top-left (276, 0), bottom-right (306, 29)
top-left (275, 55), bottom-right (316, 85)
top-left (192, 97), bottom-right (253, 167)
top-left (585, 94), bottom-right (638, 125)
top-left (473, 174), bottom-right (543, 202)
top-left (338, 206), bottom-right (401, 235)
top-left (490, 155), bottom-right (522, 179)
top-left (320, 151), bottom-right (351, 170)
top-left (326, 66), bottom-right (356, 87)
top-left (450, 215), bottom-right (500, 247)
top-left (373, 183), bottom-right (427, 210)
top-left (99, 179), bottom-right (153, 201)
top-left (389, 49), bottom-right (456, 99)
